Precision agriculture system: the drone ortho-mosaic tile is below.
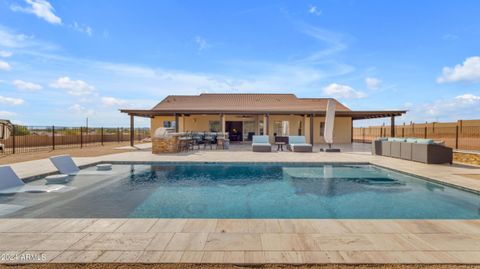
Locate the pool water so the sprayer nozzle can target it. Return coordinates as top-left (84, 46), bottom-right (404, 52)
top-left (2, 163), bottom-right (479, 219)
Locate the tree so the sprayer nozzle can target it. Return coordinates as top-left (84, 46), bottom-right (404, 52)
top-left (13, 125), bottom-right (31, 136)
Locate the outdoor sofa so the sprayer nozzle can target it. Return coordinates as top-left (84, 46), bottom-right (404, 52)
top-left (287, 136), bottom-right (313, 152)
top-left (372, 137), bottom-right (453, 164)
top-left (252, 135), bottom-right (272, 152)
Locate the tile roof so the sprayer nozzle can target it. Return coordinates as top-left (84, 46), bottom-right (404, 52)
top-left (151, 93), bottom-right (350, 113)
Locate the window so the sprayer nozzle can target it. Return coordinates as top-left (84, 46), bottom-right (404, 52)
top-left (274, 121), bottom-right (289, 136)
top-left (320, 122), bottom-right (325, 136)
top-left (209, 121), bottom-right (221, 132)
top-left (163, 121), bottom-right (176, 129)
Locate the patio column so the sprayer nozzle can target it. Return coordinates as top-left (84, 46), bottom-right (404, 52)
top-left (265, 114), bottom-right (270, 135)
top-left (303, 114), bottom-right (307, 135)
top-left (390, 116), bottom-right (395, 137)
top-left (130, 114), bottom-right (134, 147)
top-left (351, 118), bottom-right (354, 143)
top-left (309, 113), bottom-right (314, 145)
top-left (174, 113), bottom-right (179, 132)
top-left (220, 113), bottom-right (225, 133)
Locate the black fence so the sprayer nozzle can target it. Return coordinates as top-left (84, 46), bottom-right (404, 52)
top-left (0, 125), bottom-right (150, 155)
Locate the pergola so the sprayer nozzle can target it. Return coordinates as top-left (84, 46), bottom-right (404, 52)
top-left (120, 109), bottom-right (406, 147)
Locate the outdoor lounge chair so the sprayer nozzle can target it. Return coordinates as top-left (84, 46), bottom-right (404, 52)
top-left (0, 166), bottom-right (66, 194)
top-left (287, 136), bottom-right (313, 152)
top-left (371, 138), bottom-right (452, 164)
top-left (252, 135), bottom-right (272, 152)
top-left (49, 155), bottom-right (115, 176)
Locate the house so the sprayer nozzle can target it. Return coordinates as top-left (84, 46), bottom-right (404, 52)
top-left (120, 93), bottom-right (406, 145)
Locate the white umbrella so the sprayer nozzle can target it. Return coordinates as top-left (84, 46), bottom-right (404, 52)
top-left (324, 100), bottom-right (336, 148)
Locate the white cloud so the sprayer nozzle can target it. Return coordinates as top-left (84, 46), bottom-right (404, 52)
top-left (0, 96), bottom-right (25, 105)
top-left (0, 111), bottom-right (17, 117)
top-left (72, 22), bottom-right (92, 36)
top-left (365, 77), bottom-right (381, 90)
top-left (195, 36), bottom-right (211, 51)
top-left (417, 93), bottom-right (480, 118)
top-left (297, 24), bottom-right (347, 62)
top-left (13, 79), bottom-right (43, 91)
top-left (69, 104), bottom-right (95, 116)
top-left (101, 97), bottom-right (127, 107)
top-left (308, 5), bottom-right (322, 16)
top-left (454, 93), bottom-right (480, 104)
top-left (50, 77), bottom-right (95, 95)
top-left (437, 56), bottom-right (480, 83)
top-left (0, 26), bottom-right (56, 50)
top-left (0, 50), bottom-right (13, 57)
top-left (0, 60), bottom-right (11, 71)
top-left (10, 0), bottom-right (62, 25)
top-left (442, 33), bottom-right (459, 40)
top-left (323, 83), bottom-right (366, 99)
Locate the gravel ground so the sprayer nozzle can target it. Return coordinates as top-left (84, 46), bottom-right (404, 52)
top-left (454, 152), bottom-right (480, 166)
top-left (0, 265), bottom-right (479, 269)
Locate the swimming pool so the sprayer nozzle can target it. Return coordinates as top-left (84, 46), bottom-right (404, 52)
top-left (2, 163), bottom-right (479, 219)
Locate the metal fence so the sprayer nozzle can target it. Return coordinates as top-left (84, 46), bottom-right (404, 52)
top-left (353, 124), bottom-right (480, 151)
top-left (0, 126), bottom-right (150, 155)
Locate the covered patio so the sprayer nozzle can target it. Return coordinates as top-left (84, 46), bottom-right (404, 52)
top-left (121, 93), bottom-right (406, 148)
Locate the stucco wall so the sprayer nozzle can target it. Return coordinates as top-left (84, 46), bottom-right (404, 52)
top-left (151, 115), bottom-right (352, 144)
top-left (151, 116), bottom-right (175, 137)
top-left (267, 115), bottom-right (305, 142)
top-left (182, 115), bottom-right (223, 132)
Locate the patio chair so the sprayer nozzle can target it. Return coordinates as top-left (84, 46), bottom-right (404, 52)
top-left (0, 166), bottom-right (66, 194)
top-left (204, 133), bottom-right (215, 150)
top-left (49, 155), bottom-right (115, 176)
top-left (192, 132), bottom-right (204, 150)
top-left (252, 135), bottom-right (272, 152)
top-left (287, 136), bottom-right (313, 152)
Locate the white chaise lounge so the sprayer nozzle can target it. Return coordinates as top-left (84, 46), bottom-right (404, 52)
top-left (49, 155), bottom-right (114, 176)
top-left (0, 166), bottom-right (66, 194)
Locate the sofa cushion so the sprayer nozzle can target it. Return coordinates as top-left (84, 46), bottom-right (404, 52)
top-left (288, 136), bottom-right (307, 144)
top-left (252, 135), bottom-right (269, 144)
top-left (415, 138), bottom-right (434, 144)
top-left (388, 137), bottom-right (406, 142)
top-left (405, 138), bottom-right (418, 143)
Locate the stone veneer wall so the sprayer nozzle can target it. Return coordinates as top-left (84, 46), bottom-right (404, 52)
top-left (152, 136), bottom-right (179, 154)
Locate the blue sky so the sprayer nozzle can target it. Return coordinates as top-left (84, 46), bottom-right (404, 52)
top-left (1, 0), bottom-right (480, 127)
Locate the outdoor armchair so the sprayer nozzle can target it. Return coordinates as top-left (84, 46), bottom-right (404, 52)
top-left (287, 136), bottom-right (313, 152)
top-left (252, 135), bottom-right (272, 152)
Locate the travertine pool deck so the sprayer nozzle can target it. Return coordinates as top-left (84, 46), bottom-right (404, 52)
top-left (0, 219), bottom-right (479, 264)
top-left (1, 145), bottom-right (480, 264)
